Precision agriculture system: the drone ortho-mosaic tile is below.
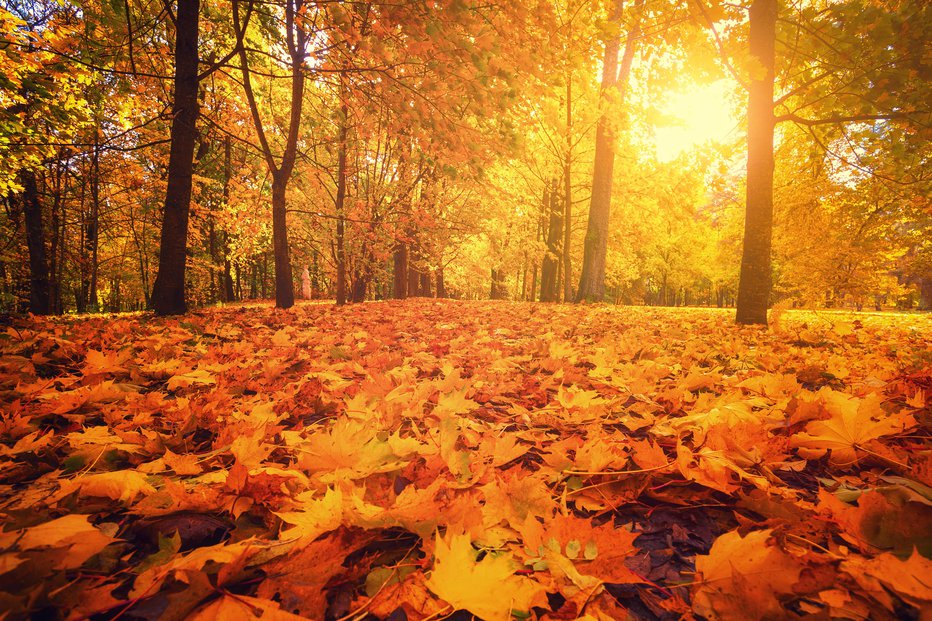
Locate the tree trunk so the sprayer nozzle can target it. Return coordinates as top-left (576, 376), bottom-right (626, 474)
top-left (393, 242), bottom-right (408, 299)
top-left (540, 181), bottom-right (562, 302)
top-left (735, 0), bottom-right (777, 325)
top-left (334, 98), bottom-right (349, 306)
top-left (271, 173), bottom-right (294, 307)
top-left (563, 76), bottom-right (573, 302)
top-left (150, 0), bottom-right (200, 316)
top-left (222, 135), bottom-right (235, 302)
top-left (49, 156), bottom-right (64, 314)
top-left (576, 0), bottom-right (640, 302)
top-left (435, 268), bottom-right (446, 298)
top-left (490, 269), bottom-right (507, 300)
top-left (420, 271), bottom-right (433, 298)
top-left (85, 135), bottom-right (101, 312)
top-left (22, 170), bottom-right (50, 315)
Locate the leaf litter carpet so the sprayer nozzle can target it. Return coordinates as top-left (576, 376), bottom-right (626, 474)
top-left (0, 300), bottom-right (930, 620)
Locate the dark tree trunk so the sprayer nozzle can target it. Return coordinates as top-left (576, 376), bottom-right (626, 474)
top-left (393, 242), bottom-right (408, 299)
top-left (83, 135), bottom-right (101, 312)
top-left (150, 0), bottom-right (200, 315)
top-left (540, 182), bottom-right (562, 302)
top-left (563, 77), bottom-right (573, 302)
top-left (22, 170), bottom-right (51, 315)
top-left (576, 0), bottom-right (640, 302)
top-left (490, 269), bottom-right (507, 300)
top-left (234, 0), bottom-right (302, 309)
top-left (351, 274), bottom-right (367, 303)
top-left (334, 98), bottom-right (348, 306)
top-left (435, 268), bottom-right (446, 298)
top-left (271, 173), bottom-right (294, 307)
top-left (407, 260), bottom-right (421, 297)
top-left (222, 136), bottom-right (235, 302)
top-left (49, 157), bottom-right (64, 314)
top-left (420, 271), bottom-right (433, 298)
top-left (735, 0), bottom-right (777, 325)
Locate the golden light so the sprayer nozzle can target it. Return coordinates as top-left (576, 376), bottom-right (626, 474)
top-left (653, 79), bottom-right (740, 162)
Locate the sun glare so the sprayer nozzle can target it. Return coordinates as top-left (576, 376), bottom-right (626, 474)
top-left (654, 80), bottom-right (740, 162)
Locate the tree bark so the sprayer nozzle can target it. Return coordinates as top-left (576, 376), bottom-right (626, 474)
top-left (563, 76), bottom-right (573, 302)
top-left (22, 170), bottom-right (50, 315)
top-left (222, 135), bottom-right (235, 302)
top-left (271, 172), bottom-right (294, 307)
top-left (334, 97), bottom-right (349, 306)
top-left (576, 0), bottom-right (640, 302)
top-left (83, 134), bottom-right (101, 312)
top-left (435, 268), bottom-right (446, 298)
top-left (393, 242), bottom-right (408, 299)
top-left (735, 0), bottom-right (777, 325)
top-left (540, 181), bottom-right (562, 302)
top-left (234, 0), bottom-right (301, 309)
top-left (150, 0), bottom-right (200, 316)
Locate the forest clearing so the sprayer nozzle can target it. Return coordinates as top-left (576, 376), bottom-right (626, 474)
top-left (0, 300), bottom-right (930, 620)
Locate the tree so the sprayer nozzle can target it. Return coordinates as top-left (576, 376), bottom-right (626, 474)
top-left (576, 0), bottom-right (641, 302)
top-left (234, 0), bottom-right (308, 309)
top-left (149, 0), bottom-right (201, 316)
top-left (734, 0), bottom-right (776, 325)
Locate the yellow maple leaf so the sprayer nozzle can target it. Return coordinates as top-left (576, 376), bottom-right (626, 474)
top-left (694, 529), bottom-right (802, 620)
top-left (435, 388), bottom-right (480, 415)
top-left (167, 368), bottom-right (216, 391)
top-left (189, 594), bottom-right (310, 621)
top-left (842, 550), bottom-right (932, 603)
top-left (791, 393), bottom-right (915, 465)
top-left (83, 349), bottom-right (130, 376)
top-left (59, 470), bottom-right (156, 504)
top-left (17, 514), bottom-right (117, 568)
top-left (271, 328), bottom-right (292, 347)
top-left (425, 530), bottom-right (546, 621)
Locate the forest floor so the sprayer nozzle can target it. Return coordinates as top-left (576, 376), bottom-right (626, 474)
top-left (0, 300), bottom-right (930, 621)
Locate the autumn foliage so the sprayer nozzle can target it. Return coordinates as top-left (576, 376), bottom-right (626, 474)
top-left (0, 301), bottom-right (930, 620)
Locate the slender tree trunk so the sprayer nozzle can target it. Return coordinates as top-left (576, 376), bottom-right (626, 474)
top-left (576, 0), bottom-right (641, 301)
top-left (420, 271), bottom-right (433, 297)
top-left (234, 0), bottom-right (300, 309)
top-left (87, 135), bottom-right (100, 312)
top-left (735, 0), bottom-right (777, 325)
top-left (393, 242), bottom-right (408, 299)
top-left (540, 181), bottom-right (562, 302)
top-left (435, 268), bottom-right (446, 298)
top-left (490, 269), bottom-right (506, 300)
top-left (270, 173), bottom-right (294, 307)
top-left (222, 135), bottom-right (235, 302)
top-left (150, 0), bottom-right (200, 315)
top-left (22, 170), bottom-right (50, 315)
top-left (49, 156), bottom-right (63, 314)
top-left (563, 75), bottom-right (573, 302)
top-left (335, 98), bottom-right (349, 306)
top-left (407, 253), bottom-right (420, 296)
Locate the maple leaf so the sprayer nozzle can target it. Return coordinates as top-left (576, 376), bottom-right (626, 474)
top-left (425, 530), bottom-right (547, 621)
top-left (271, 328), bottom-right (293, 347)
top-left (694, 529), bottom-right (803, 620)
top-left (57, 470), bottom-right (157, 504)
top-left (435, 387), bottom-right (480, 415)
top-left (162, 448), bottom-right (203, 475)
top-left (14, 514), bottom-right (117, 568)
top-left (167, 368), bottom-right (216, 390)
top-left (83, 349), bottom-right (131, 376)
top-left (841, 550), bottom-right (932, 604)
top-left (791, 393), bottom-right (915, 465)
top-left (189, 594), bottom-right (310, 620)
top-left (275, 487), bottom-right (345, 542)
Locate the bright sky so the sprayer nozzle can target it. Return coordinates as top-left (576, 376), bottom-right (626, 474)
top-left (653, 80), bottom-right (740, 162)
